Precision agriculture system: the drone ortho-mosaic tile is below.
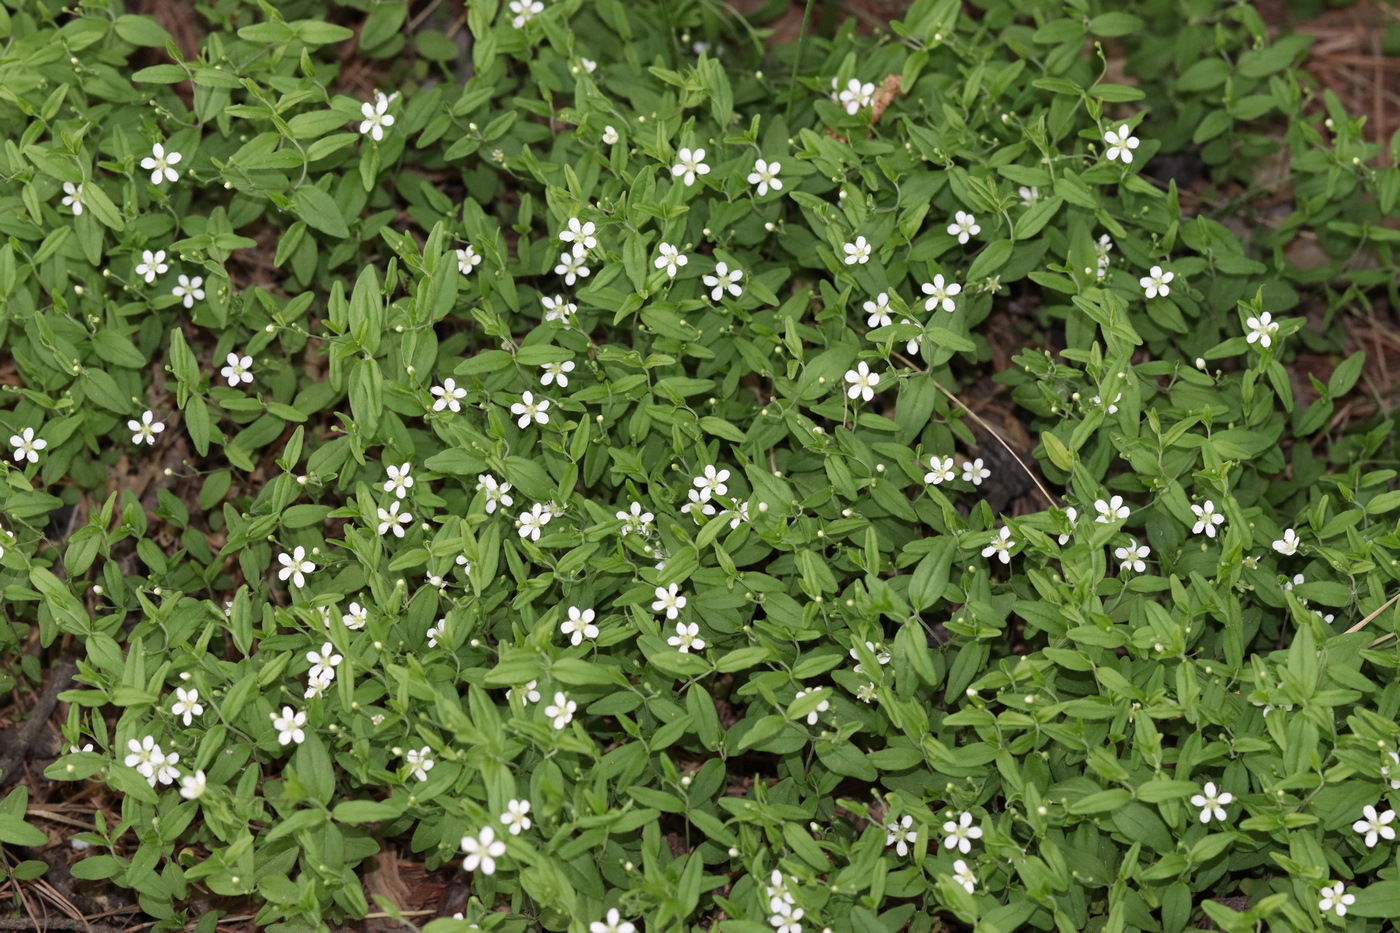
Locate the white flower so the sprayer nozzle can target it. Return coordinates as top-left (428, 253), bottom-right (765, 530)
top-left (1115, 539), bottom-right (1151, 573)
top-left (671, 147), bottom-right (711, 187)
top-left (135, 249), bottom-right (168, 283)
top-left (769, 901), bottom-right (804, 933)
top-left (477, 474), bottom-right (514, 514)
top-left (9, 427), bottom-right (47, 464)
top-left (220, 352), bottom-right (254, 387)
top-left (682, 487), bottom-right (717, 519)
top-left (405, 746), bottom-right (434, 782)
top-left (617, 501), bottom-right (654, 536)
top-left (925, 456), bottom-right (958, 485)
top-left (579, 57), bottom-right (597, 74)
top-left (501, 799), bottom-right (532, 835)
top-left (277, 546), bottom-right (316, 588)
top-left (554, 250), bottom-right (589, 285)
top-left (542, 295), bottom-right (577, 324)
top-left (544, 691), bottom-right (576, 729)
top-left (1384, 750), bottom-right (1400, 791)
top-left (358, 94), bottom-right (395, 141)
top-left (728, 501), bottom-right (751, 529)
top-left (668, 621), bottom-right (705, 653)
top-left (124, 736), bottom-right (160, 779)
top-left (1094, 495), bottom-right (1130, 523)
top-left (170, 273), bottom-right (206, 308)
top-left (1352, 804), bottom-right (1396, 848)
top-left (1285, 572), bottom-right (1305, 592)
top-left (343, 602), bottom-right (368, 630)
top-left (652, 583), bottom-right (687, 619)
top-left (1190, 781), bottom-right (1233, 823)
top-left (430, 378), bottom-right (467, 413)
top-left (702, 262), bottom-right (744, 301)
top-left (510, 391), bottom-right (551, 428)
top-left (792, 688), bottom-right (829, 725)
top-left (561, 606), bottom-right (599, 646)
top-left (1190, 501), bottom-right (1225, 538)
top-left (844, 361), bottom-right (880, 402)
top-left (179, 770), bottom-right (207, 800)
top-left (1246, 312), bottom-right (1280, 348)
top-left (1058, 506), bottom-right (1079, 545)
top-left (941, 811), bottom-right (983, 854)
top-left (171, 687), bottom-right (203, 726)
top-left (517, 502), bottom-right (551, 541)
top-left (1017, 185), bottom-right (1040, 207)
top-left (856, 682), bottom-right (878, 703)
top-left (602, 125), bottom-right (619, 145)
top-left (838, 78), bottom-right (875, 114)
top-left (559, 218), bottom-right (597, 254)
top-left (591, 908), bottom-right (636, 933)
top-left (1273, 528), bottom-right (1300, 555)
top-left (383, 462), bottom-right (413, 499)
top-left (1093, 393), bottom-right (1121, 414)
top-left (456, 246), bottom-right (482, 275)
top-left (271, 706), bottom-right (307, 746)
top-left (541, 360), bottom-right (575, 387)
top-left (60, 181), bottom-right (85, 215)
top-left (153, 750), bottom-right (180, 786)
top-left (748, 158), bottom-right (783, 196)
top-left (1140, 265), bottom-right (1174, 299)
top-left (849, 641), bottom-right (892, 675)
top-left (981, 526), bottom-right (1015, 565)
top-left (1318, 881), bottom-right (1355, 918)
top-left (694, 465), bottom-right (731, 499)
top-left (1103, 123), bottom-right (1140, 164)
top-left (961, 458), bottom-right (991, 486)
top-left (863, 292), bottom-right (892, 328)
top-left (655, 242), bottom-right (688, 278)
top-left (947, 210), bottom-right (980, 244)
top-left (306, 642), bottom-right (343, 682)
top-left (921, 274), bottom-right (962, 312)
top-left (427, 619), bottom-right (446, 648)
top-left (952, 859), bottom-right (977, 894)
top-left (842, 235), bottom-right (871, 265)
top-left (461, 826), bottom-right (507, 875)
top-left (140, 143), bottom-right (182, 185)
top-left (128, 410), bottom-right (165, 446)
top-left (511, 680), bottom-right (542, 705)
top-left (376, 500), bottom-right (412, 538)
top-left (509, 0), bottom-right (543, 29)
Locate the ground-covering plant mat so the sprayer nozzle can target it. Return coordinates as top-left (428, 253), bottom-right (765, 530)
top-left (3, 0), bottom-right (1400, 931)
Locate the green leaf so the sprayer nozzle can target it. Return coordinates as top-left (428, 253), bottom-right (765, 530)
top-left (0, 813), bottom-right (46, 847)
top-left (294, 186), bottom-right (350, 238)
top-left (114, 14), bottom-right (173, 46)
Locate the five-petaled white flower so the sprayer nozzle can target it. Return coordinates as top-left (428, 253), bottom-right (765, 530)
top-left (128, 410), bottom-right (165, 446)
top-left (655, 242), bottom-right (688, 278)
top-left (511, 680), bottom-right (542, 706)
top-left (1115, 539), bottom-right (1151, 573)
top-left (140, 143), bottom-right (182, 185)
top-left (544, 691), bottom-right (576, 729)
top-left (864, 292), bottom-right (892, 328)
top-left (461, 825), bottom-right (507, 874)
top-left (509, 0), bottom-right (543, 28)
top-left (792, 688), bottom-right (829, 725)
top-left (671, 147), bottom-right (711, 187)
top-left (694, 465), bottom-right (730, 499)
top-left (702, 262), bottom-right (744, 301)
top-left (517, 502), bottom-right (551, 541)
top-left (561, 606), bottom-right (599, 646)
top-left (962, 458), bottom-right (991, 486)
top-left (430, 378), bottom-right (467, 413)
top-left (1103, 123), bottom-right (1140, 164)
top-left (542, 295), bottom-right (577, 324)
top-left (844, 361), bottom-right (880, 402)
top-left (171, 687), bottom-right (203, 726)
top-left (220, 352), bottom-right (253, 387)
top-left (748, 158), bottom-right (783, 196)
top-left (376, 500), bottom-right (412, 537)
top-left (1140, 265), bottom-right (1174, 299)
top-left (849, 640), bottom-right (892, 675)
top-left (135, 249), bottom-right (168, 283)
top-left (668, 620), bottom-right (705, 653)
top-left (843, 235), bottom-right (871, 265)
top-left (1094, 495), bottom-right (1130, 523)
top-left (511, 391), bottom-right (550, 428)
top-left (952, 859), bottom-right (977, 894)
top-left (1273, 528), bottom-right (1300, 555)
top-left (426, 619), bottom-right (445, 647)
top-left (306, 642), bottom-right (342, 682)
top-left (456, 246), bottom-right (482, 275)
top-left (602, 125), bottom-right (620, 145)
top-left (124, 736), bottom-right (161, 780)
top-left (152, 748), bottom-right (180, 786)
top-left (554, 250), bottom-right (589, 285)
top-left (1190, 781), bottom-right (1233, 823)
top-left (171, 274), bottom-right (204, 308)
top-left (271, 706), bottom-right (307, 746)
top-left (885, 814), bottom-right (917, 856)
top-left (277, 546), bottom-right (316, 588)
top-left (1352, 804), bottom-right (1396, 848)
top-left (617, 501), bottom-right (654, 536)
top-left (838, 78), bottom-right (875, 114)
top-left (343, 602), bottom-right (368, 630)
top-left (477, 474), bottom-right (514, 514)
top-left (590, 908), bottom-right (636, 933)
top-left (179, 770), bottom-right (207, 800)
top-left (358, 93), bottom-right (395, 141)
top-left (9, 427), bottom-right (47, 464)
top-left (1093, 393), bottom-right (1121, 414)
top-left (1246, 312), bottom-right (1279, 348)
top-left (982, 526), bottom-right (1015, 565)
top-left (942, 811), bottom-right (983, 854)
top-left (1318, 881), bottom-right (1355, 918)
top-left (769, 901), bottom-right (803, 933)
top-left (559, 218), bottom-right (597, 255)
top-left (541, 360), bottom-right (574, 387)
top-left (652, 583), bottom-right (687, 619)
top-left (61, 181), bottom-right (85, 215)
top-left (922, 274), bottom-right (962, 313)
top-left (947, 211), bottom-right (980, 245)
top-left (501, 799), bottom-right (532, 835)
top-left (405, 746), bottom-right (434, 782)
top-left (1018, 185), bottom-right (1040, 207)
top-left (1191, 501), bottom-right (1225, 538)
top-left (924, 455), bottom-right (956, 485)
top-left (383, 462), bottom-right (413, 499)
